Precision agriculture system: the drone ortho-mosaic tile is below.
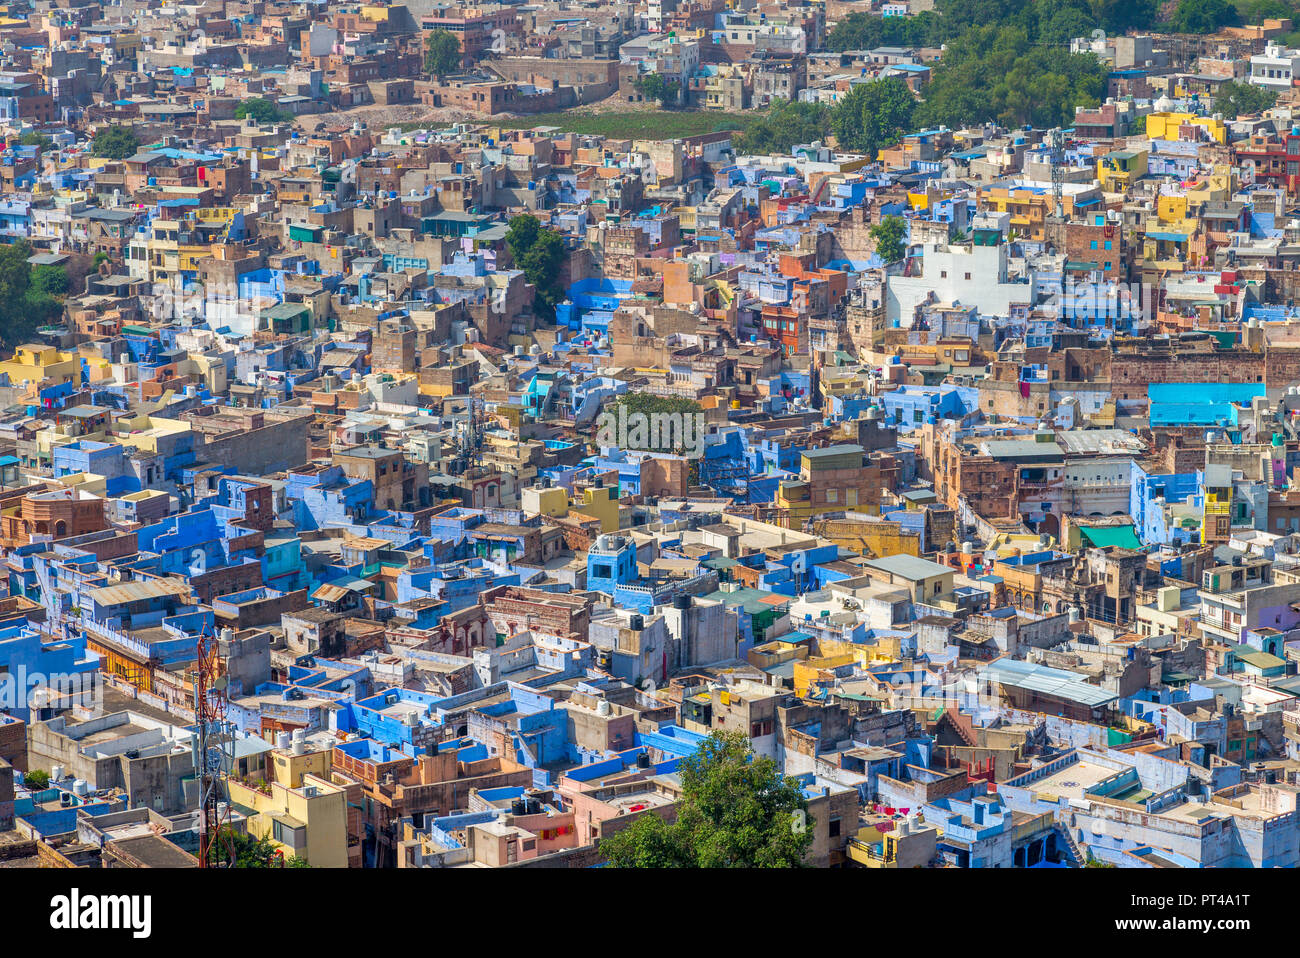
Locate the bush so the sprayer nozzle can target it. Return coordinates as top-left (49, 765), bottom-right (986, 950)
top-left (23, 769), bottom-right (50, 789)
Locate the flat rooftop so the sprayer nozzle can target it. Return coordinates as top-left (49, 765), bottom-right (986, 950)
top-left (1031, 759), bottom-right (1117, 802)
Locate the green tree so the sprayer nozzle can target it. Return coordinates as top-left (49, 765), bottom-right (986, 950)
top-left (31, 264), bottom-right (68, 297)
top-left (17, 131), bottom-right (52, 150)
top-left (1214, 79), bottom-right (1277, 118)
top-left (599, 731), bottom-right (814, 868)
top-left (870, 215), bottom-right (908, 264)
top-left (826, 10), bottom-right (946, 50)
top-left (634, 72), bottom-right (682, 107)
top-left (830, 77), bottom-right (915, 158)
top-left (614, 393), bottom-right (703, 419)
top-left (1088, 0), bottom-right (1159, 34)
top-left (235, 98), bottom-right (292, 125)
top-left (208, 825), bottom-right (311, 868)
top-left (505, 214), bottom-right (566, 322)
top-left (23, 769), bottom-right (50, 789)
top-left (424, 29), bottom-right (462, 76)
top-left (91, 125), bottom-right (139, 160)
top-left (914, 25), bottom-right (1105, 129)
top-left (92, 251), bottom-right (111, 269)
top-left (1173, 0), bottom-right (1241, 32)
top-left (735, 101), bottom-right (830, 154)
top-left (1235, 0), bottom-right (1291, 19)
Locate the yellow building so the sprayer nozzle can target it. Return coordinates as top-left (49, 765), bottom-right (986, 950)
top-left (227, 773), bottom-right (349, 868)
top-left (792, 653), bottom-right (856, 696)
top-left (0, 345), bottom-right (81, 391)
top-left (574, 484), bottom-right (619, 532)
top-left (521, 484), bottom-right (569, 518)
top-left (1145, 111), bottom-right (1226, 144)
top-left (128, 207), bottom-right (242, 283)
top-left (1097, 149), bottom-right (1148, 192)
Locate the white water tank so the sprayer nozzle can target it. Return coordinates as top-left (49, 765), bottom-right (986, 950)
top-left (276, 731), bottom-right (290, 749)
top-left (50, 766), bottom-right (64, 783)
top-left (72, 779), bottom-right (89, 797)
top-left (597, 700), bottom-right (611, 717)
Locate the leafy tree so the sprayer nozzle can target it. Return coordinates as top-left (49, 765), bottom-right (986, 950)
top-left (505, 214), bottom-right (566, 322)
top-left (870, 215), bottom-right (909, 264)
top-left (208, 825), bottom-right (310, 867)
top-left (92, 251), bottom-right (111, 269)
top-left (91, 125), bottom-right (139, 160)
top-left (424, 29), bottom-right (462, 76)
top-left (914, 25), bottom-right (1105, 129)
top-left (1087, 0), bottom-right (1159, 34)
top-left (599, 731), bottom-right (814, 868)
top-left (1172, 0), bottom-right (1241, 33)
top-left (614, 393), bottom-right (703, 418)
top-left (235, 98), bottom-right (292, 125)
top-left (735, 101), bottom-right (830, 154)
top-left (826, 9), bottom-right (946, 50)
top-left (1235, 0), bottom-right (1291, 19)
top-left (0, 240), bottom-right (60, 346)
top-left (634, 72), bottom-right (682, 107)
top-left (1129, 114), bottom-right (1147, 135)
top-left (1214, 79), bottom-right (1277, 118)
top-left (609, 393), bottom-right (705, 452)
top-left (17, 131), bottom-right (52, 150)
top-left (831, 77), bottom-right (915, 158)
top-left (23, 769), bottom-right (50, 789)
top-left (32, 264), bottom-right (68, 297)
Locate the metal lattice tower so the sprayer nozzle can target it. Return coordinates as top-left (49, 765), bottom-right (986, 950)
top-left (1049, 128), bottom-right (1066, 220)
top-left (452, 395), bottom-right (485, 476)
top-left (195, 625), bottom-right (236, 868)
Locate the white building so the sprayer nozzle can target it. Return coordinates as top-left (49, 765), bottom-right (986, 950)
top-left (1249, 44), bottom-right (1300, 91)
top-left (885, 242), bottom-right (1035, 327)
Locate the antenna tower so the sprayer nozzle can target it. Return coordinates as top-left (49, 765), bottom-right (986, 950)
top-left (196, 625), bottom-right (236, 868)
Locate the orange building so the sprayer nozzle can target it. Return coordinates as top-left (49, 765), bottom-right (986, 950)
top-left (0, 489), bottom-right (107, 548)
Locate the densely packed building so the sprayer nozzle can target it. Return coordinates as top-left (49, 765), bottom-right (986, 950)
top-left (2, 0), bottom-right (1300, 874)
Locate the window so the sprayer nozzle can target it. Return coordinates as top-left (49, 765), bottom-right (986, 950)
top-left (829, 818), bottom-right (841, 838)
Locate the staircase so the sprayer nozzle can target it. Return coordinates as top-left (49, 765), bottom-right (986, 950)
top-left (943, 708), bottom-right (980, 748)
top-left (1053, 822), bottom-right (1086, 868)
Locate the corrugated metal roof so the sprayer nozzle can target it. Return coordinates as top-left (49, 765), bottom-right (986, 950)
top-left (983, 659), bottom-right (1116, 708)
top-left (90, 578), bottom-right (190, 606)
top-left (311, 584), bottom-right (350, 604)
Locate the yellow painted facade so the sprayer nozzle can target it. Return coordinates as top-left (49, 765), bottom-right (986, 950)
top-left (228, 773), bottom-right (349, 868)
top-left (0, 345), bottom-right (80, 390)
top-left (1145, 111), bottom-right (1226, 144)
